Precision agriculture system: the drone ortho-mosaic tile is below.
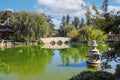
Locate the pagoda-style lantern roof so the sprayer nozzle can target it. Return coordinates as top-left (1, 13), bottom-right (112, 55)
top-left (91, 40), bottom-right (98, 47)
top-left (0, 18), bottom-right (14, 33)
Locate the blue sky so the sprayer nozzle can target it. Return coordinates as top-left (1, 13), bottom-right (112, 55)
top-left (0, 0), bottom-right (36, 12)
top-left (0, 0), bottom-right (120, 29)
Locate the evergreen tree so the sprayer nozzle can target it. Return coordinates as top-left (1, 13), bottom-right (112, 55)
top-left (80, 18), bottom-right (85, 27)
top-left (60, 15), bottom-right (66, 27)
top-left (72, 17), bottom-right (80, 29)
top-left (66, 14), bottom-right (70, 25)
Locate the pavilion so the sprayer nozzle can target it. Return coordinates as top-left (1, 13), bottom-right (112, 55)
top-left (0, 18), bottom-right (14, 40)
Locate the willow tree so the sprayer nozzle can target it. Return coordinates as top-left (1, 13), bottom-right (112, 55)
top-left (78, 26), bottom-right (107, 41)
top-left (59, 24), bottom-right (76, 37)
top-left (14, 11), bottom-right (49, 41)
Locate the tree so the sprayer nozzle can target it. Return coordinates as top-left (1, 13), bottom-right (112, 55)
top-left (60, 15), bottom-right (66, 27)
top-left (14, 11), bottom-right (50, 41)
top-left (66, 14), bottom-right (70, 25)
top-left (72, 17), bottom-right (80, 29)
top-left (85, 6), bottom-right (92, 25)
top-left (80, 18), bottom-right (85, 27)
top-left (60, 24), bottom-right (76, 37)
top-left (101, 0), bottom-right (109, 13)
top-left (78, 26), bottom-right (107, 41)
top-left (67, 29), bottom-right (78, 38)
top-left (46, 15), bottom-right (55, 30)
top-left (60, 14), bottom-right (70, 27)
top-left (1, 10), bottom-right (15, 22)
top-left (92, 3), bottom-right (99, 15)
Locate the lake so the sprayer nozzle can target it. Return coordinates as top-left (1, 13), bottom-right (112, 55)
top-left (0, 43), bottom-right (119, 80)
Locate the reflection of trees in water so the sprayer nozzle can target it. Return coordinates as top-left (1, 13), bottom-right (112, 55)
top-left (0, 46), bottom-right (54, 77)
top-left (0, 43), bottom-right (108, 76)
top-left (59, 44), bottom-right (108, 66)
top-left (59, 44), bottom-right (89, 66)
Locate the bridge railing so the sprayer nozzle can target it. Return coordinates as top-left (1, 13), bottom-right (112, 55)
top-left (40, 37), bottom-right (72, 44)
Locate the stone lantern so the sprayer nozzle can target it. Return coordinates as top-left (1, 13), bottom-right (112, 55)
top-left (87, 40), bottom-right (100, 64)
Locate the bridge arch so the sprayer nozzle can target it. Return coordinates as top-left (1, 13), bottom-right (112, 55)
top-left (40, 37), bottom-right (71, 44)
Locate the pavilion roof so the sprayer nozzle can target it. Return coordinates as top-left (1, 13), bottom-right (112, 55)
top-left (0, 28), bottom-right (14, 32)
top-left (0, 18), bottom-right (12, 27)
top-left (0, 18), bottom-right (15, 32)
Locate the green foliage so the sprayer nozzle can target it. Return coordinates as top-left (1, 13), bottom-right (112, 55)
top-left (85, 7), bottom-right (91, 23)
top-left (70, 71), bottom-right (95, 80)
top-left (60, 14), bottom-right (70, 27)
top-left (78, 26), bottom-right (107, 41)
top-left (0, 10), bottom-right (15, 22)
top-left (101, 0), bottom-right (109, 12)
top-left (60, 24), bottom-right (76, 37)
top-left (70, 70), bottom-right (114, 80)
top-left (92, 4), bottom-right (99, 15)
top-left (66, 14), bottom-right (70, 25)
top-left (72, 17), bottom-right (80, 29)
top-left (67, 29), bottom-right (79, 38)
top-left (14, 11), bottom-right (50, 41)
top-left (94, 71), bottom-right (114, 80)
top-left (0, 10), bottom-right (52, 41)
top-left (38, 40), bottom-right (44, 46)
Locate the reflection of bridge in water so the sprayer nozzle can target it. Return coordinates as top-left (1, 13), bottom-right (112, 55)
top-left (41, 43), bottom-right (70, 49)
top-left (41, 37), bottom-right (71, 44)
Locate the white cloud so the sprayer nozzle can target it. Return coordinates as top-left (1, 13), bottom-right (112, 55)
top-left (5, 8), bottom-right (14, 12)
top-left (36, 0), bottom-right (86, 17)
top-left (108, 5), bottom-right (120, 12)
top-left (52, 18), bottom-right (61, 29)
top-left (115, 0), bottom-right (120, 3)
top-left (35, 0), bottom-right (87, 29)
top-left (37, 0), bottom-right (85, 11)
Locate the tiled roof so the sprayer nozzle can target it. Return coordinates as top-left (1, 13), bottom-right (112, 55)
top-left (0, 29), bottom-right (14, 32)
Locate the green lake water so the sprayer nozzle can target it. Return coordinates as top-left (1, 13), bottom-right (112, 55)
top-left (0, 43), bottom-right (119, 80)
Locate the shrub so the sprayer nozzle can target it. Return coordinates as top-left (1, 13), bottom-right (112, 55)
top-left (70, 71), bottom-right (95, 80)
top-left (38, 40), bottom-right (44, 46)
top-left (95, 71), bottom-right (114, 80)
top-left (70, 70), bottom-right (115, 80)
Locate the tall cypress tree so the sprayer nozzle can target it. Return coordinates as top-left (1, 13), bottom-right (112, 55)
top-left (66, 14), bottom-right (70, 25)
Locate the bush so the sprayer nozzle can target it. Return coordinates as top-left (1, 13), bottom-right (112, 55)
top-left (70, 71), bottom-right (95, 80)
top-left (95, 71), bottom-right (114, 80)
top-left (38, 40), bottom-right (44, 46)
top-left (70, 71), bottom-right (115, 80)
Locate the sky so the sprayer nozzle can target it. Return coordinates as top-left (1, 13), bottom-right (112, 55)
top-left (0, 0), bottom-right (120, 29)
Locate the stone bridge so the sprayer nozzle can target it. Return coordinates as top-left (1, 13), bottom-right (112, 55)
top-left (40, 37), bottom-right (72, 44)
